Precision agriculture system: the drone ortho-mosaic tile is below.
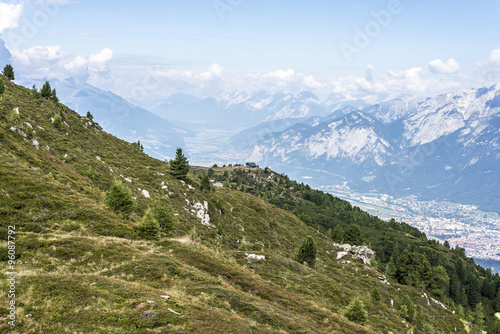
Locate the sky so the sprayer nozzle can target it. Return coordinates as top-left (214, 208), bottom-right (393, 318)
top-left (0, 0), bottom-right (500, 105)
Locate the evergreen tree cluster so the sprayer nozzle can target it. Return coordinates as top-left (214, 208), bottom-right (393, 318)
top-left (32, 81), bottom-right (59, 103)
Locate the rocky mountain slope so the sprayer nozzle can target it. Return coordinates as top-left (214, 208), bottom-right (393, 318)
top-left (248, 83), bottom-right (500, 213)
top-left (0, 76), bottom-right (497, 333)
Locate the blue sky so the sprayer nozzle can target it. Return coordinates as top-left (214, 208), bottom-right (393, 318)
top-left (1, 0), bottom-right (500, 102)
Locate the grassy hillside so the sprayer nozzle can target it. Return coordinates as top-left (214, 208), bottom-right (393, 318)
top-left (0, 75), bottom-right (491, 333)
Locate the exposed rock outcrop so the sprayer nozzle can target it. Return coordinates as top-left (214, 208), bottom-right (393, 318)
top-left (333, 243), bottom-right (374, 265)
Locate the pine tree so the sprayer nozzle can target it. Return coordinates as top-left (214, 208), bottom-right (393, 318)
top-left (2, 64), bottom-right (14, 80)
top-left (295, 235), bottom-right (317, 268)
top-left (31, 84), bottom-right (40, 98)
top-left (137, 209), bottom-right (160, 240)
top-left (472, 302), bottom-right (484, 333)
top-left (169, 148), bottom-right (189, 179)
top-left (105, 180), bottom-right (135, 215)
top-left (467, 273), bottom-right (481, 308)
top-left (344, 224), bottom-right (363, 245)
top-left (495, 288), bottom-right (500, 312)
top-left (398, 295), bottom-right (416, 322)
top-left (0, 78), bottom-right (4, 96)
top-left (200, 174), bottom-right (211, 191)
top-left (344, 298), bottom-right (368, 325)
top-left (53, 115), bottom-right (63, 131)
top-left (51, 88), bottom-right (59, 103)
top-left (371, 287), bottom-right (381, 301)
top-left (40, 81), bottom-right (52, 98)
top-left (151, 197), bottom-right (177, 234)
top-left (86, 111), bottom-right (94, 121)
top-left (331, 225), bottom-right (344, 243)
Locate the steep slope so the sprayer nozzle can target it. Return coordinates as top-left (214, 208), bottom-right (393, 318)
top-left (0, 77), bottom-right (483, 333)
top-left (30, 77), bottom-right (192, 160)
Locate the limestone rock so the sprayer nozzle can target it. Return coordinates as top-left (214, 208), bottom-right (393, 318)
top-left (333, 243), bottom-right (374, 265)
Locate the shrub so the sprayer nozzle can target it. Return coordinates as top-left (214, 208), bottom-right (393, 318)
top-left (137, 209), bottom-right (160, 240)
top-left (53, 115), bottom-right (63, 131)
top-left (371, 287), bottom-right (381, 301)
top-left (200, 174), bottom-right (211, 191)
top-left (344, 298), bottom-right (368, 325)
top-left (152, 197), bottom-right (177, 234)
top-left (295, 235), bottom-right (317, 268)
top-left (0, 78), bottom-right (4, 96)
top-left (398, 295), bottom-right (416, 322)
top-left (105, 180), bottom-right (135, 215)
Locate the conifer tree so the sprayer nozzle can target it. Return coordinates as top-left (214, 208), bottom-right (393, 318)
top-left (169, 148), bottom-right (189, 179)
top-left (86, 111), bottom-right (94, 121)
top-left (51, 88), bottom-right (59, 103)
top-left (31, 84), bottom-right (40, 98)
top-left (2, 64), bottom-right (14, 80)
top-left (295, 235), bottom-right (317, 268)
top-left (371, 287), bottom-right (381, 301)
top-left (40, 81), bottom-right (52, 98)
top-left (137, 208), bottom-right (160, 240)
top-left (0, 78), bottom-right (4, 96)
top-left (398, 295), bottom-right (416, 322)
top-left (105, 180), bottom-right (135, 215)
top-left (200, 174), bottom-right (211, 191)
top-left (53, 115), bottom-right (63, 131)
top-left (344, 298), bottom-right (368, 325)
top-left (331, 224), bottom-right (344, 243)
top-left (152, 197), bottom-right (177, 234)
top-left (344, 224), bottom-right (363, 245)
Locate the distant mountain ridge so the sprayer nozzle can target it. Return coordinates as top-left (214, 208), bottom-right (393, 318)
top-left (26, 77), bottom-right (192, 160)
top-left (247, 83), bottom-right (500, 213)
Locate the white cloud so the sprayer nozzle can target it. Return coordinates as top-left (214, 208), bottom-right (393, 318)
top-left (429, 58), bottom-right (460, 74)
top-left (245, 69), bottom-right (322, 92)
top-left (10, 45), bottom-right (113, 83)
top-left (0, 2), bottom-right (23, 34)
top-left (475, 49), bottom-right (500, 73)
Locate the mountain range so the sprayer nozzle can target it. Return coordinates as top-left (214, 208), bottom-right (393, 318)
top-left (245, 83), bottom-right (500, 213)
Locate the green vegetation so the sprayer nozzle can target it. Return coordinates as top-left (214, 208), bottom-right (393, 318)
top-left (331, 224), bottom-right (344, 243)
top-left (344, 223), bottom-right (363, 245)
top-left (137, 208), bottom-right (160, 240)
top-left (295, 235), bottom-right (317, 268)
top-left (0, 78), bottom-right (497, 333)
top-left (0, 77), bottom-right (4, 96)
top-left (169, 147), bottom-right (189, 179)
top-left (344, 298), bottom-right (368, 325)
top-left (105, 180), bottom-right (135, 215)
top-left (52, 114), bottom-right (63, 130)
top-left (151, 197), bottom-right (177, 234)
top-left (2, 64), bottom-right (14, 80)
top-left (200, 174), bottom-right (211, 191)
